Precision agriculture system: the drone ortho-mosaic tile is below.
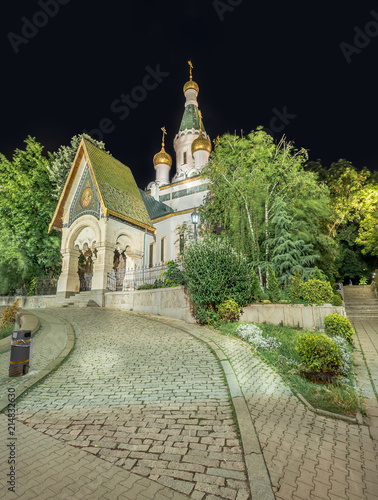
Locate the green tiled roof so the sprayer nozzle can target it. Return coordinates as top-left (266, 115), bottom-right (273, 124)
top-left (84, 139), bottom-right (153, 228)
top-left (179, 104), bottom-right (205, 132)
top-left (139, 189), bottom-right (174, 220)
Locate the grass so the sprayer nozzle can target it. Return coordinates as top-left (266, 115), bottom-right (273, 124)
top-left (0, 323), bottom-right (13, 340)
top-left (218, 321), bottom-right (361, 417)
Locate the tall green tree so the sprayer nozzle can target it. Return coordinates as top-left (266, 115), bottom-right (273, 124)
top-left (200, 129), bottom-right (332, 286)
top-left (0, 137), bottom-right (61, 293)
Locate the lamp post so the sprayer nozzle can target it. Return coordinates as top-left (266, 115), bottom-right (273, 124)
top-left (191, 207), bottom-right (199, 242)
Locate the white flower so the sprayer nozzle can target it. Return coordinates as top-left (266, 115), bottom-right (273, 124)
top-left (236, 323), bottom-right (281, 351)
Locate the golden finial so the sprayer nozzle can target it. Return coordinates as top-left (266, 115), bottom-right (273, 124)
top-left (161, 126), bottom-right (167, 149)
top-left (188, 60), bottom-right (193, 80)
top-left (198, 110), bottom-right (203, 134)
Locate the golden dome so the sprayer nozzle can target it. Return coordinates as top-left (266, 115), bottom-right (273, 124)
top-left (153, 147), bottom-right (172, 167)
top-left (154, 126), bottom-right (172, 167)
top-left (183, 79), bottom-right (199, 94)
top-left (191, 132), bottom-right (211, 154)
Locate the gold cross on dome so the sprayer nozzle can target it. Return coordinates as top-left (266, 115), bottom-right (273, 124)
top-left (198, 110), bottom-right (203, 133)
top-left (161, 126), bottom-right (167, 148)
top-left (188, 60), bottom-right (193, 80)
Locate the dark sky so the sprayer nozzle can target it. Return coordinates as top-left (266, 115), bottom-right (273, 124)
top-left (1, 0), bottom-right (378, 189)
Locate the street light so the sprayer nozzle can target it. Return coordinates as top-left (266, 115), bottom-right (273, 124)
top-left (191, 207), bottom-right (199, 242)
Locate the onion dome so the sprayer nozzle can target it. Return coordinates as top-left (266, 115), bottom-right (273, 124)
top-left (183, 60), bottom-right (199, 94)
top-left (153, 127), bottom-right (172, 167)
top-left (191, 110), bottom-right (211, 154)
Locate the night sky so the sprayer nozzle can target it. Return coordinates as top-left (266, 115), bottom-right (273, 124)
top-left (1, 0), bottom-right (378, 189)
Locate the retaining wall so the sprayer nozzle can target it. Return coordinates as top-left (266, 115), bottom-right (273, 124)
top-left (105, 286), bottom-right (195, 323)
top-left (0, 295), bottom-right (56, 308)
top-left (240, 303), bottom-right (346, 330)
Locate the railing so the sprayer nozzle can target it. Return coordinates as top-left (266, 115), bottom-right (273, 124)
top-left (11, 277), bottom-right (58, 297)
top-left (107, 262), bottom-right (182, 291)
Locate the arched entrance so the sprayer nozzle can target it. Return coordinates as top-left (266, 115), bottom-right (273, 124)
top-left (78, 244), bottom-right (97, 291)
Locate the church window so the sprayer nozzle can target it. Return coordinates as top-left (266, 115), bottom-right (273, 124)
top-left (183, 151), bottom-right (187, 164)
top-left (160, 237), bottom-right (166, 262)
top-left (149, 243), bottom-right (154, 267)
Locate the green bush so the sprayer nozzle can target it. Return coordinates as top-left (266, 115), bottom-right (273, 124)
top-left (296, 333), bottom-right (342, 375)
top-left (331, 293), bottom-right (343, 306)
top-left (159, 260), bottom-right (185, 287)
top-left (183, 237), bottom-right (252, 323)
top-left (217, 298), bottom-right (240, 323)
top-left (267, 264), bottom-right (280, 303)
top-left (301, 279), bottom-right (334, 306)
top-left (324, 314), bottom-right (354, 343)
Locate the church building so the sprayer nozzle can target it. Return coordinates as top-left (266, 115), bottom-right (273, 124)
top-left (49, 63), bottom-right (212, 305)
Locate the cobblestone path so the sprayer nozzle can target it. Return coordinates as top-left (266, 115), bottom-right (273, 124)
top-left (15, 309), bottom-right (250, 500)
top-left (189, 325), bottom-right (378, 500)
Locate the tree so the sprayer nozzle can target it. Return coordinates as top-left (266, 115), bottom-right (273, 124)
top-left (267, 264), bottom-right (280, 302)
top-left (200, 129), bottom-right (332, 287)
top-left (267, 197), bottom-right (318, 286)
top-left (0, 137), bottom-right (61, 294)
top-left (47, 133), bottom-right (107, 200)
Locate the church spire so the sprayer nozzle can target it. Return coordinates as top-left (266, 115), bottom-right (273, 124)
top-left (153, 126), bottom-right (172, 187)
top-left (183, 60), bottom-right (199, 95)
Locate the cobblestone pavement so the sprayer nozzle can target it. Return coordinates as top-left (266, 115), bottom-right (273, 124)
top-left (350, 318), bottom-right (378, 441)
top-left (13, 308), bottom-right (251, 500)
top-left (0, 312), bottom-right (67, 401)
top-left (161, 318), bottom-right (378, 500)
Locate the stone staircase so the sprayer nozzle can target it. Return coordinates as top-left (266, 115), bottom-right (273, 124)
top-left (343, 285), bottom-right (378, 319)
top-left (56, 291), bottom-right (100, 308)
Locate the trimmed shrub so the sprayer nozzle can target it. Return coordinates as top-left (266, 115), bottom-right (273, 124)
top-left (183, 237), bottom-right (252, 323)
top-left (217, 298), bottom-right (241, 323)
top-left (296, 333), bottom-right (342, 375)
top-left (301, 279), bottom-right (334, 306)
top-left (331, 293), bottom-right (343, 306)
top-left (324, 314), bottom-right (354, 343)
top-left (1, 299), bottom-right (20, 328)
top-left (267, 264), bottom-right (280, 303)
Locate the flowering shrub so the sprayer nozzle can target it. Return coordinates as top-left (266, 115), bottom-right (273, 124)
top-left (236, 323), bottom-right (282, 351)
top-left (296, 333), bottom-right (342, 375)
top-left (217, 298), bottom-right (241, 322)
top-left (332, 336), bottom-right (352, 376)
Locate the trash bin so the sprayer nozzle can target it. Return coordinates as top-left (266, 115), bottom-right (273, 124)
top-left (9, 330), bottom-right (32, 377)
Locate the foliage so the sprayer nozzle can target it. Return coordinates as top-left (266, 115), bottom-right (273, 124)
top-left (48, 133), bottom-right (107, 200)
top-left (324, 314), bottom-right (354, 343)
top-left (219, 321), bottom-right (360, 415)
top-left (359, 276), bottom-right (368, 285)
top-left (182, 237), bottom-right (252, 324)
top-left (332, 336), bottom-right (353, 376)
top-left (289, 270), bottom-right (303, 301)
top-left (236, 323), bottom-right (281, 350)
top-left (217, 298), bottom-right (241, 323)
top-left (331, 293), bottom-right (343, 306)
top-left (0, 322), bottom-right (14, 340)
top-left (1, 299), bottom-right (20, 328)
top-left (250, 269), bottom-right (261, 301)
top-left (296, 333), bottom-right (342, 376)
top-left (267, 198), bottom-right (318, 286)
top-left (0, 137), bottom-right (61, 294)
top-left (267, 264), bottom-right (280, 303)
top-left (301, 279), bottom-right (334, 306)
top-left (158, 260), bottom-right (185, 287)
top-left (200, 130), bottom-right (332, 287)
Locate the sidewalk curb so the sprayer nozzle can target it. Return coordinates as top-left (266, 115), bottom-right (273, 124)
top-left (0, 314), bottom-right (75, 413)
top-left (137, 313), bottom-right (275, 500)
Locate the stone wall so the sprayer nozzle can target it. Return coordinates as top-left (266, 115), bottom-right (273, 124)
top-left (0, 296), bottom-right (56, 308)
top-left (105, 286), bottom-right (195, 323)
top-left (240, 304), bottom-right (346, 330)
